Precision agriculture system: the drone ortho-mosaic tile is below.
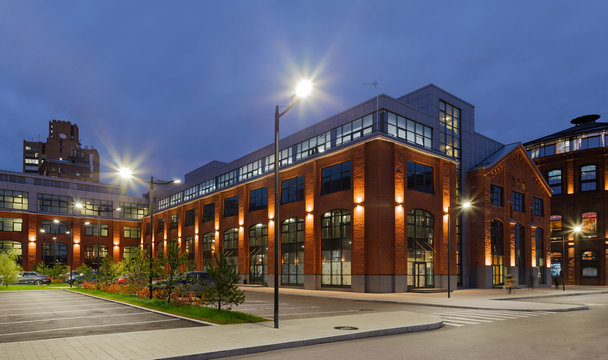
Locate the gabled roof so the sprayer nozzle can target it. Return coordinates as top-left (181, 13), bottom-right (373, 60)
top-left (524, 114), bottom-right (605, 146)
top-left (469, 143), bottom-right (552, 196)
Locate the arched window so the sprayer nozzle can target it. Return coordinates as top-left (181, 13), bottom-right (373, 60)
top-left (536, 228), bottom-right (546, 284)
top-left (514, 224), bottom-right (526, 284)
top-left (249, 224), bottom-right (267, 285)
top-left (407, 209), bottom-right (434, 288)
top-left (185, 236), bottom-right (195, 269)
top-left (491, 219), bottom-right (504, 286)
top-left (281, 217), bottom-right (304, 286)
top-left (202, 233), bottom-right (215, 269)
top-left (223, 228), bottom-right (239, 266)
top-left (321, 210), bottom-right (351, 287)
top-left (0, 240), bottom-right (22, 265)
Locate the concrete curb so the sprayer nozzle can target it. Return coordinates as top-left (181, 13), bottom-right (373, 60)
top-left (159, 320), bottom-right (444, 360)
top-left (493, 289), bottom-right (608, 301)
top-left (64, 289), bottom-right (216, 326)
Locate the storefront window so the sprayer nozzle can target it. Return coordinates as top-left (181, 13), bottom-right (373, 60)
top-left (581, 250), bottom-right (599, 277)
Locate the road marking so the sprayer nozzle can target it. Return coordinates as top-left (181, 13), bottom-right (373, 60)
top-left (0, 306), bottom-right (130, 316)
top-left (436, 310), bottom-right (556, 327)
top-left (0, 311), bottom-right (150, 325)
top-left (440, 315), bottom-right (492, 323)
top-left (257, 309), bottom-right (360, 317)
top-left (0, 319), bottom-right (179, 337)
top-left (0, 303), bottom-right (120, 312)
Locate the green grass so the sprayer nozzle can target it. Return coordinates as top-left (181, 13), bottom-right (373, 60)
top-left (69, 288), bottom-right (267, 325)
top-left (0, 284), bottom-right (70, 290)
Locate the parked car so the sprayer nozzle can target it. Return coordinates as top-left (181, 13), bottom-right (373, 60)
top-left (65, 270), bottom-right (80, 283)
top-left (116, 273), bottom-right (137, 284)
top-left (16, 272), bottom-right (51, 285)
top-left (172, 271), bottom-right (214, 296)
top-left (67, 271), bottom-right (97, 285)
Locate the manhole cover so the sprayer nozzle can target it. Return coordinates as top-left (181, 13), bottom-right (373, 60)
top-left (334, 326), bottom-right (359, 330)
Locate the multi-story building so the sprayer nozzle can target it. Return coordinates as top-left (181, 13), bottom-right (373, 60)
top-left (23, 120), bottom-right (100, 182)
top-left (141, 84), bottom-right (550, 292)
top-left (525, 114), bottom-right (608, 286)
top-left (0, 169), bottom-right (147, 270)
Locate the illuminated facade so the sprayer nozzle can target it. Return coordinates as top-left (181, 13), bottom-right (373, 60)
top-left (144, 84), bottom-right (549, 292)
top-left (525, 114), bottom-right (608, 286)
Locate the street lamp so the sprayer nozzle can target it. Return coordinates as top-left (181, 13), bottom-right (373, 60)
top-left (119, 169), bottom-right (181, 299)
top-left (444, 201), bottom-right (471, 298)
top-left (273, 79), bottom-right (313, 329)
top-left (562, 225), bottom-right (582, 291)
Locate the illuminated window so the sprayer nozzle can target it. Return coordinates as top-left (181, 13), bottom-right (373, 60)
top-left (439, 101), bottom-right (460, 158)
top-left (202, 233), bottom-right (214, 268)
top-left (123, 226), bottom-right (141, 239)
top-left (281, 218), bottom-right (304, 286)
top-left (491, 219), bottom-right (505, 286)
top-left (223, 228), bottom-right (239, 266)
top-left (550, 215), bottom-right (562, 233)
top-left (581, 212), bottom-right (597, 233)
top-left (321, 209), bottom-right (351, 287)
top-left (170, 214), bottom-right (178, 229)
top-left (84, 223), bottom-right (108, 237)
top-left (249, 224), bottom-right (267, 285)
top-left (580, 165), bottom-right (597, 192)
top-left (80, 199), bottom-right (113, 217)
top-left (0, 217), bottom-right (22, 232)
top-left (123, 246), bottom-right (139, 259)
top-left (547, 169), bottom-right (562, 195)
top-left (0, 190), bottom-right (28, 210)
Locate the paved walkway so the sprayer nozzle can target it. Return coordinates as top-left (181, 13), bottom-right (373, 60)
top-left (0, 286), bottom-right (605, 360)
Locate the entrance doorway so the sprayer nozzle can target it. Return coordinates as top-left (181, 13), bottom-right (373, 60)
top-left (414, 262), bottom-right (428, 288)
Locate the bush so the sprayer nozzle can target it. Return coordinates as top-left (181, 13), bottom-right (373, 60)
top-left (0, 251), bottom-right (22, 287)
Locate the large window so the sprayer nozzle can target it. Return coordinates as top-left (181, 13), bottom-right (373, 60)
top-left (37, 194), bottom-right (73, 214)
top-left (84, 224), bottom-right (108, 237)
top-left (536, 228), bottom-right (546, 284)
top-left (202, 233), bottom-right (214, 268)
top-left (321, 210), bottom-right (351, 287)
top-left (249, 187), bottom-right (268, 212)
top-left (281, 218), bottom-right (304, 286)
top-left (43, 242), bottom-right (68, 266)
top-left (512, 192), bottom-right (524, 212)
top-left (42, 220), bottom-right (68, 234)
top-left (184, 209), bottom-right (195, 227)
top-left (79, 199), bottom-right (113, 217)
top-left (123, 246), bottom-right (139, 260)
top-left (249, 224), bottom-right (267, 285)
top-left (581, 250), bottom-right (599, 277)
top-left (170, 214), bottom-right (178, 229)
top-left (491, 219), bottom-right (505, 286)
top-left (515, 224), bottom-right (525, 284)
top-left (581, 212), bottom-right (597, 233)
top-left (0, 217), bottom-right (22, 232)
top-left (491, 185), bottom-right (503, 207)
top-left (123, 226), bottom-right (141, 239)
top-left (335, 114), bottom-right (373, 146)
top-left (386, 111), bottom-right (432, 149)
top-left (533, 197), bottom-right (544, 216)
top-left (0, 190), bottom-right (28, 210)
top-left (223, 228), bottom-right (239, 266)
top-left (0, 241), bottom-right (22, 265)
top-left (580, 165), bottom-right (597, 192)
top-left (547, 169), bottom-right (562, 195)
top-left (185, 236), bottom-right (195, 269)
top-left (202, 203), bottom-right (215, 222)
top-left (119, 202), bottom-right (147, 220)
top-left (407, 161), bottom-right (434, 194)
top-left (224, 196), bottom-right (239, 218)
top-left (321, 161), bottom-right (351, 195)
top-left (84, 244), bottom-right (107, 267)
top-left (439, 101), bottom-right (461, 158)
top-left (550, 215), bottom-right (562, 233)
top-left (281, 176), bottom-right (304, 204)
top-left (407, 209), bottom-right (434, 288)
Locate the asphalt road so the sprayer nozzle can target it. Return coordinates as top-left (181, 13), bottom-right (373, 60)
top-left (0, 290), bottom-right (204, 344)
top-left (227, 292), bottom-right (608, 360)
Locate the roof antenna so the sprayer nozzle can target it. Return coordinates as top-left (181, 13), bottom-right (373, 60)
top-left (363, 80), bottom-right (380, 121)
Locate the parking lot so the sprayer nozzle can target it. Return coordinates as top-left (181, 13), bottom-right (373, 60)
top-left (0, 290), bottom-right (206, 344)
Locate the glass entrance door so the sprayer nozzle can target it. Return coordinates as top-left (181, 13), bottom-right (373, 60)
top-left (414, 262), bottom-right (427, 288)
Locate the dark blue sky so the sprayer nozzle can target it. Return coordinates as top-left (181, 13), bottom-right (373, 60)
top-left (1, 1), bottom-right (607, 191)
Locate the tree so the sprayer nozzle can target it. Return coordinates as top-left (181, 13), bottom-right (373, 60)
top-left (98, 257), bottom-right (123, 286)
top-left (122, 247), bottom-right (150, 289)
top-left (163, 239), bottom-right (188, 303)
top-left (0, 251), bottom-right (22, 287)
top-left (203, 247), bottom-right (245, 311)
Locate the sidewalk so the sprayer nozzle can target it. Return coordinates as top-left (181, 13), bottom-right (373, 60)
top-left (1, 286), bottom-right (604, 360)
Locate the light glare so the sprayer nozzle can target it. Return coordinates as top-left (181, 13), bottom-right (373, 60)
top-left (295, 79), bottom-right (313, 98)
top-left (119, 167), bottom-right (133, 179)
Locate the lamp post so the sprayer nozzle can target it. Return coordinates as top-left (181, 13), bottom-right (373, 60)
top-left (445, 201), bottom-right (471, 298)
top-left (273, 79), bottom-right (313, 329)
top-left (119, 168), bottom-right (181, 299)
top-left (562, 225), bottom-right (582, 291)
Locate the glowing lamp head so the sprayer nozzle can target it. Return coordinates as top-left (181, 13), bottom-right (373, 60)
top-left (75, 202), bottom-right (83, 209)
top-left (573, 225), bottom-right (582, 233)
top-left (462, 201), bottom-right (472, 209)
top-left (173, 179), bottom-right (182, 184)
top-left (295, 79), bottom-right (313, 99)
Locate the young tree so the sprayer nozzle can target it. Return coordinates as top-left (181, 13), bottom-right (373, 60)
top-left (0, 251), bottom-right (22, 287)
top-left (98, 257), bottom-right (123, 286)
top-left (163, 239), bottom-right (188, 303)
top-left (122, 247), bottom-right (150, 289)
top-left (203, 248), bottom-right (245, 311)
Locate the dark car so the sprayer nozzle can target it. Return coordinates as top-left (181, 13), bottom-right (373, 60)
top-left (67, 271), bottom-right (97, 285)
top-left (172, 271), bottom-right (214, 296)
top-left (16, 272), bottom-right (51, 285)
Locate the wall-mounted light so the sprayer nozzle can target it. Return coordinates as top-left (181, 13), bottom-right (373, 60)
top-left (306, 206), bottom-right (313, 213)
top-left (29, 236), bottom-right (35, 242)
top-left (568, 242), bottom-right (574, 246)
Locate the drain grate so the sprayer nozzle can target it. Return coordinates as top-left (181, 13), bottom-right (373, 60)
top-left (334, 326), bottom-right (359, 330)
